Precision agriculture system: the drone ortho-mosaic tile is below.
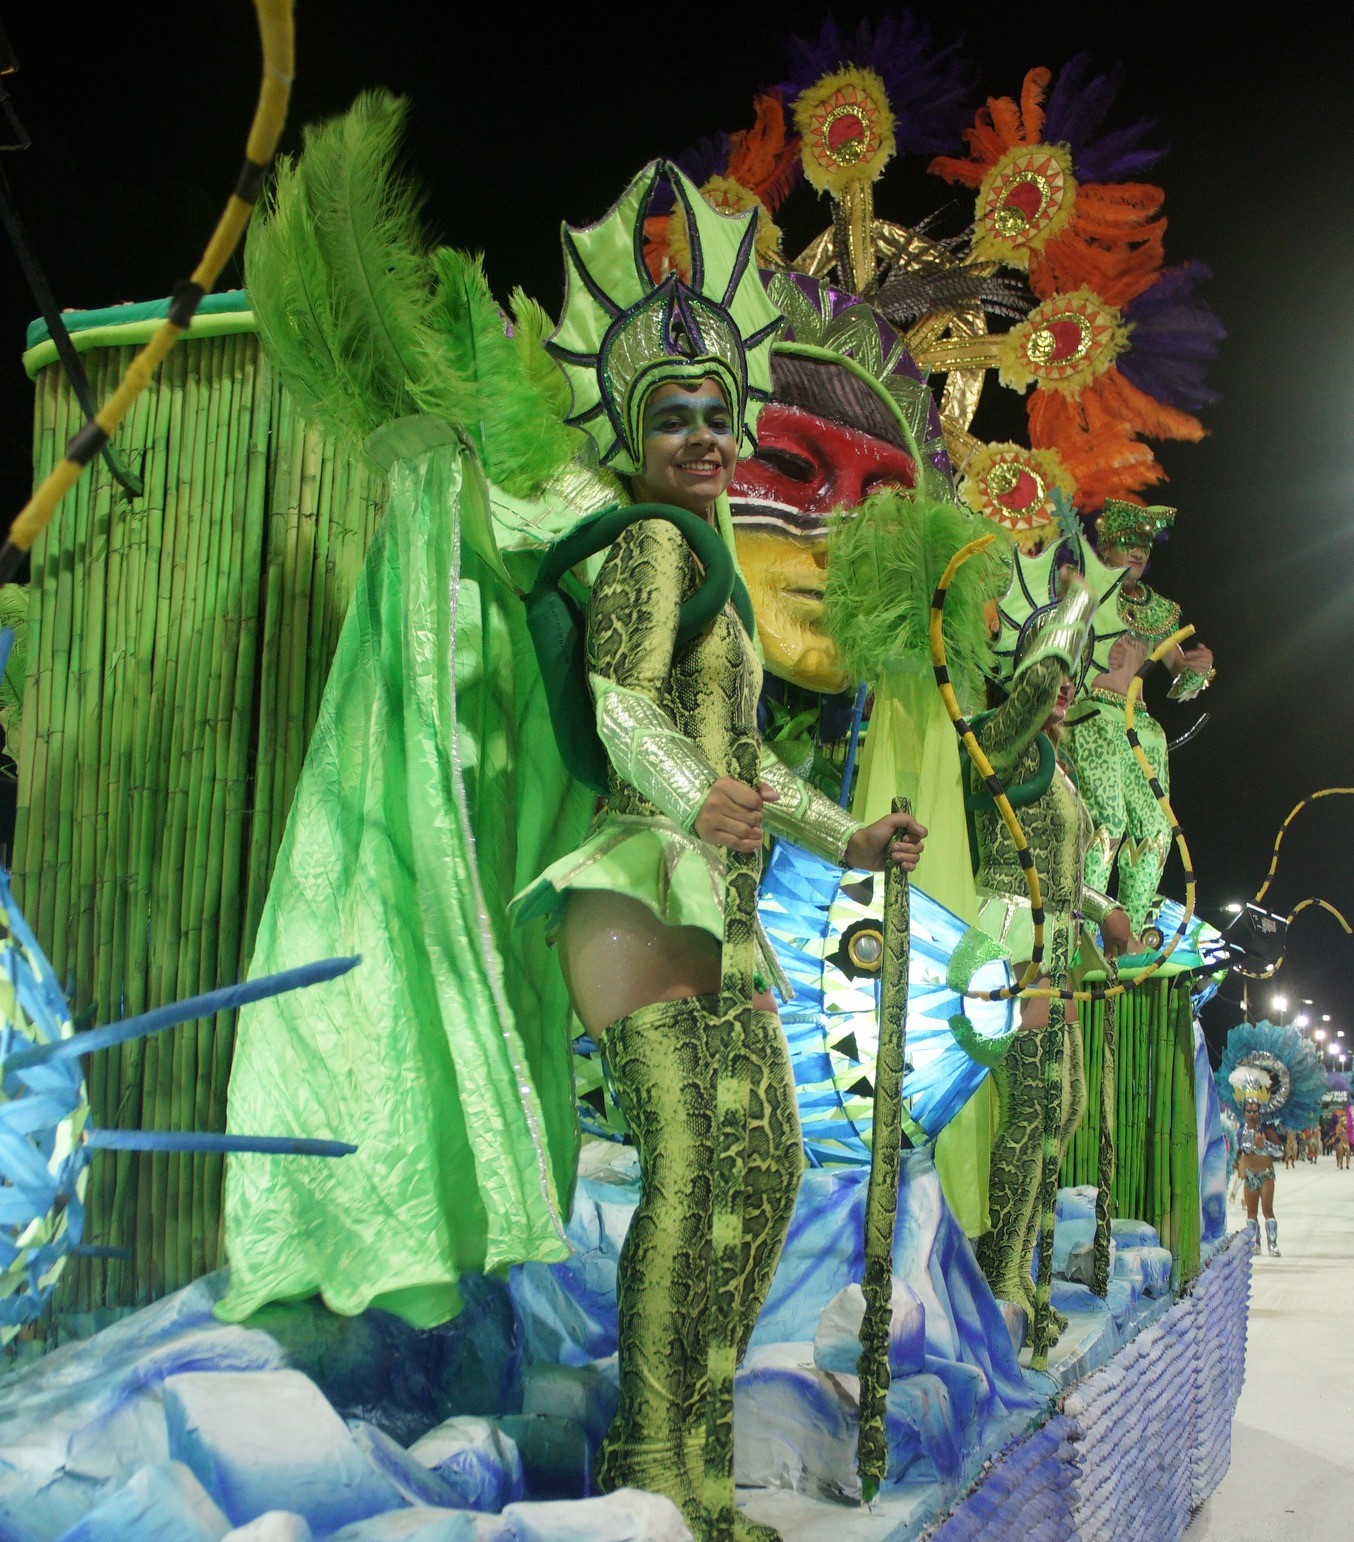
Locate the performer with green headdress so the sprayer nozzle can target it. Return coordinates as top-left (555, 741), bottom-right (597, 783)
top-left (218, 107), bottom-right (924, 1540)
top-left (1063, 499), bottom-right (1216, 931)
top-left (964, 577), bottom-right (1132, 1358)
top-left (511, 161), bottom-right (925, 1539)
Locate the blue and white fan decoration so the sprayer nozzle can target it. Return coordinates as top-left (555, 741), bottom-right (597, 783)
top-left (759, 841), bottom-right (1017, 1166)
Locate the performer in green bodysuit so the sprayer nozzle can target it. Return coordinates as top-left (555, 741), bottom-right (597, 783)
top-left (1063, 501), bottom-right (1215, 931)
top-left (512, 164), bottom-right (926, 1540)
top-left (964, 579), bottom-right (1131, 1345)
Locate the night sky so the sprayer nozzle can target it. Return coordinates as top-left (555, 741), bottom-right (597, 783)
top-left (2, 3), bottom-right (1351, 1058)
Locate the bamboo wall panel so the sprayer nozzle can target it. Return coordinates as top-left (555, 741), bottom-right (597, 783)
top-left (1062, 977), bottom-right (1201, 1283)
top-left (13, 332), bottom-right (385, 1310)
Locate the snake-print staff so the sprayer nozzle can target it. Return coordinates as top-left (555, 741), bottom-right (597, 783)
top-left (856, 796), bottom-right (912, 1502)
top-left (703, 732), bottom-right (761, 1542)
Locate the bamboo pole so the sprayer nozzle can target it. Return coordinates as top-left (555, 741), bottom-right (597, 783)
top-left (188, 332), bottom-right (251, 1281)
top-left (107, 343), bottom-right (178, 1306)
top-left (137, 338), bottom-right (204, 1302)
top-left (204, 334), bottom-right (271, 1266)
top-left (167, 335), bottom-right (223, 1291)
top-left (239, 376), bottom-right (294, 949)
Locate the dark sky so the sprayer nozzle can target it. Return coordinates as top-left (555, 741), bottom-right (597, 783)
top-left (2, 3), bottom-right (1352, 1055)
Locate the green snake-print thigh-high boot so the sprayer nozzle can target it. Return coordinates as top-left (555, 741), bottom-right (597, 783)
top-left (975, 1030), bottom-right (1044, 1321)
top-left (676, 1007), bottom-right (802, 1542)
top-left (595, 994), bottom-right (718, 1526)
top-left (1017, 1016), bottom-right (1089, 1342)
top-left (596, 996), bottom-right (799, 1542)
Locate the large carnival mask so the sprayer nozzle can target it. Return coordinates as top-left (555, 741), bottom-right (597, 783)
top-left (729, 273), bottom-right (952, 692)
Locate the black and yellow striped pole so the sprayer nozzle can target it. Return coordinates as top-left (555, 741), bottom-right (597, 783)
top-left (0, 0), bottom-right (295, 582)
top-left (856, 795), bottom-right (911, 1503)
top-left (1232, 787), bottom-right (1354, 979)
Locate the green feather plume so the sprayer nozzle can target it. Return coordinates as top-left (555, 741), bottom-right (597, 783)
top-left (426, 251), bottom-right (580, 497)
top-left (509, 288), bottom-right (574, 427)
top-left (245, 89), bottom-right (452, 443)
top-left (824, 489), bottom-right (1011, 706)
top-left (245, 89), bottom-right (579, 497)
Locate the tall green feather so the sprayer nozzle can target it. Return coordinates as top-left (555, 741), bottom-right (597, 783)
top-left (427, 251), bottom-right (580, 497)
top-left (824, 490), bottom-right (1011, 711)
top-left (245, 90), bottom-right (578, 500)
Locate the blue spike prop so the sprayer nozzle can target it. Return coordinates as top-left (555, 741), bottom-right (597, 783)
top-left (82, 1130), bottom-right (356, 1157)
top-left (4, 955), bottom-right (362, 1073)
top-left (1, 863), bottom-right (362, 1341)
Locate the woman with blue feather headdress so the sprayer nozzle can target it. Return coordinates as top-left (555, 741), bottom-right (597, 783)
top-left (1215, 1019), bottom-right (1323, 1256)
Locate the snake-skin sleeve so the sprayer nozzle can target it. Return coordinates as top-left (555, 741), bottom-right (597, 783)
top-left (758, 747), bottom-right (861, 866)
top-left (586, 517), bottom-right (719, 832)
top-left (591, 676), bottom-right (718, 832)
top-left (976, 658), bottom-right (1063, 779)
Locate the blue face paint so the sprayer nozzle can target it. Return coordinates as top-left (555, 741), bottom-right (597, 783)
top-left (642, 394), bottom-right (736, 442)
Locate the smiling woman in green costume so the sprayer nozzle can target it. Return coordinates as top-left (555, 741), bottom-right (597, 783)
top-left (511, 163), bottom-right (925, 1539)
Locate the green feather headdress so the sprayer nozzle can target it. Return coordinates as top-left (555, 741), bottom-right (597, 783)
top-left (547, 161), bottom-right (785, 475)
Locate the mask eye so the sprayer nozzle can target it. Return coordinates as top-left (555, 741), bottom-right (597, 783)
top-left (753, 446), bottom-right (816, 482)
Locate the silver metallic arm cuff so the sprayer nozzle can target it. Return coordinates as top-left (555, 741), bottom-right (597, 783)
top-left (590, 675), bottom-right (719, 833)
top-left (1017, 583), bottom-right (1096, 679)
top-left (1080, 885), bottom-right (1120, 927)
top-left (758, 746), bottom-right (861, 866)
top-left (1168, 664), bottom-right (1215, 701)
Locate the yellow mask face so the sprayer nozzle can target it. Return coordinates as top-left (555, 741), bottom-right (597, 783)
top-left (734, 527), bottom-right (849, 692)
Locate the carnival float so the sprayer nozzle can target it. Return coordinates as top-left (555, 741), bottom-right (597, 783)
top-left (0, 7), bottom-right (1266, 1540)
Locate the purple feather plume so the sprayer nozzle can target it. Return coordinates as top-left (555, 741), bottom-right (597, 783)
top-left (1118, 262), bottom-right (1225, 414)
top-left (643, 133), bottom-right (732, 216)
top-left (1041, 53), bottom-right (1166, 182)
top-left (779, 13), bottom-right (978, 155)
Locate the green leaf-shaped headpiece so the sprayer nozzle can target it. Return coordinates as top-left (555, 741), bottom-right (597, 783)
top-left (548, 161), bottom-right (784, 476)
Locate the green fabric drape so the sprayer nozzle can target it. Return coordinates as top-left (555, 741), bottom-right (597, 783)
top-left (220, 430), bottom-right (592, 1326)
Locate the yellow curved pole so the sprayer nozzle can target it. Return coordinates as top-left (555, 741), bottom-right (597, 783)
top-left (0, 0), bottom-right (296, 580)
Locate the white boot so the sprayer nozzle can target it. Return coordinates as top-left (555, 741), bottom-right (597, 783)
top-left (1266, 1219), bottom-right (1280, 1257)
top-left (1246, 1220), bottom-right (1260, 1253)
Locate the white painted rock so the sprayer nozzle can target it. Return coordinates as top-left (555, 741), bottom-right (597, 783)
top-left (811, 1282), bottom-right (926, 1378)
top-left (163, 1369), bottom-right (403, 1534)
top-left (502, 1489), bottom-right (692, 1541)
top-left (733, 1345), bottom-right (859, 1500)
top-left (348, 1422), bottom-right (461, 1509)
top-left (224, 1513), bottom-right (315, 1541)
top-left (407, 1416), bottom-right (525, 1511)
top-left (54, 1461), bottom-right (230, 1542)
top-left (327, 1508), bottom-right (512, 1541)
top-left (521, 1362), bottom-right (619, 1449)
